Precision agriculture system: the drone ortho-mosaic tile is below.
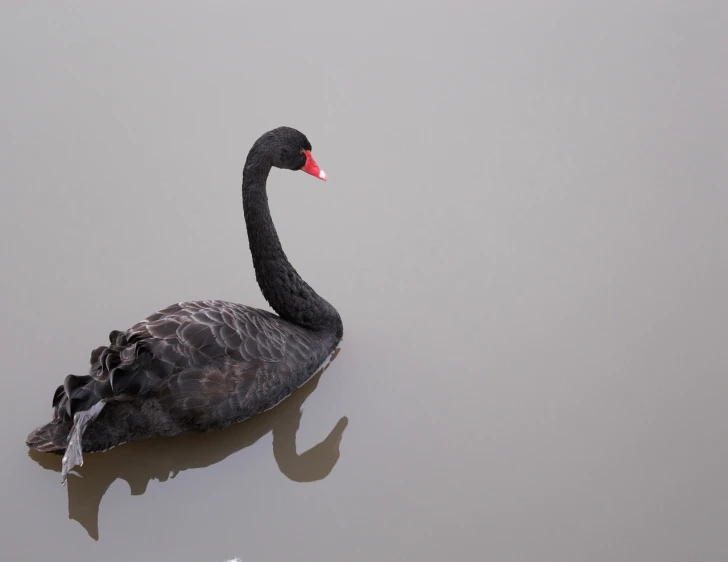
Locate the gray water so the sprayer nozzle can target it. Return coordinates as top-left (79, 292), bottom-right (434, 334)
top-left (1, 2), bottom-right (726, 561)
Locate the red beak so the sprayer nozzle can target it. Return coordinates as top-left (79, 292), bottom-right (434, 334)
top-left (301, 150), bottom-right (327, 181)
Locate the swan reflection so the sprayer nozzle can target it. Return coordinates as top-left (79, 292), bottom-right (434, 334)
top-left (28, 355), bottom-right (347, 540)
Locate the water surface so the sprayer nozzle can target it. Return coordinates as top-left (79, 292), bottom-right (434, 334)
top-left (1, 2), bottom-right (726, 561)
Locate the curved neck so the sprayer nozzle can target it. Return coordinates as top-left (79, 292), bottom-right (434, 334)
top-left (242, 158), bottom-right (342, 337)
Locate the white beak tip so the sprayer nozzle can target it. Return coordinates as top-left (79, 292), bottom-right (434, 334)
top-left (319, 169), bottom-right (327, 180)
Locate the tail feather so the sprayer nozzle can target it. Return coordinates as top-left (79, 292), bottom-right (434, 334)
top-left (26, 418), bottom-right (72, 454)
top-left (29, 328), bottom-right (165, 484)
top-left (61, 401), bottom-right (106, 484)
top-left (49, 329), bottom-right (161, 423)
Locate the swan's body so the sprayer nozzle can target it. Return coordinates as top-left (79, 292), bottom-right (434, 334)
top-left (26, 127), bottom-right (342, 482)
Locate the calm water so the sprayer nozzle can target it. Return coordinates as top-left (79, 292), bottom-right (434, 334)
top-left (1, 2), bottom-right (726, 561)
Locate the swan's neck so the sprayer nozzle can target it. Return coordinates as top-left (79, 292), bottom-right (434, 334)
top-left (242, 163), bottom-right (342, 336)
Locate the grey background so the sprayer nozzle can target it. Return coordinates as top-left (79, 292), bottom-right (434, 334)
top-left (1, 1), bottom-right (726, 561)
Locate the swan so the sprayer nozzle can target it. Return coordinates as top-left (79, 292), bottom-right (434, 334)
top-left (26, 126), bottom-right (343, 483)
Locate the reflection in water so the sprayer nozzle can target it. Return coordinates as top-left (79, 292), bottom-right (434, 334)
top-left (28, 352), bottom-right (347, 540)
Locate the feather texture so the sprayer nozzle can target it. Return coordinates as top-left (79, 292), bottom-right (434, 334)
top-left (33, 299), bottom-right (337, 453)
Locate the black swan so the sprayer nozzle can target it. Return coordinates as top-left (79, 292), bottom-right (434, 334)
top-left (26, 126), bottom-right (343, 483)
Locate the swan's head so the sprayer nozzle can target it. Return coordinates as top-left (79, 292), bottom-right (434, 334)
top-left (254, 126), bottom-right (327, 181)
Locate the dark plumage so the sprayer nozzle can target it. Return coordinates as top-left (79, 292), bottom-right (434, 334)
top-left (26, 127), bottom-right (343, 481)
